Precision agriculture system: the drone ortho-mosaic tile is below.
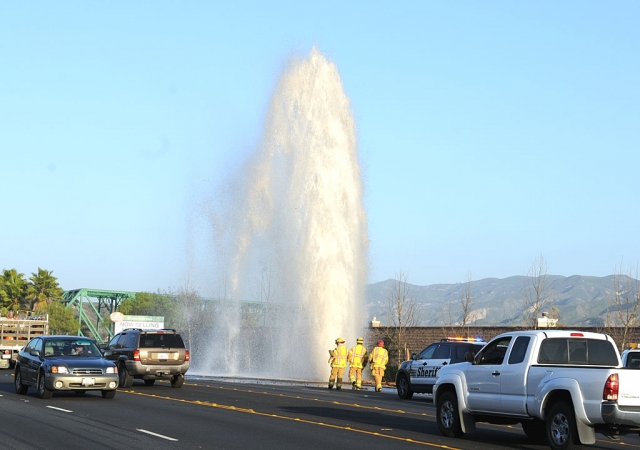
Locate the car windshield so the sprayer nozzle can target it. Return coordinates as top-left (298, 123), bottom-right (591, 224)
top-left (44, 339), bottom-right (101, 357)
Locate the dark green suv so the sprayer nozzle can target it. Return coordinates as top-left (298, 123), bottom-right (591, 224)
top-left (102, 329), bottom-right (190, 388)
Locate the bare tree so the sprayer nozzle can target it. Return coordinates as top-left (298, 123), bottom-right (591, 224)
top-left (522, 254), bottom-right (553, 329)
top-left (441, 272), bottom-right (478, 339)
top-left (173, 274), bottom-right (203, 356)
top-left (385, 271), bottom-right (420, 367)
top-left (603, 262), bottom-right (640, 350)
top-left (459, 272), bottom-right (475, 327)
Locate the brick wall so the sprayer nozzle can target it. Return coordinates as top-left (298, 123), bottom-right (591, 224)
top-left (366, 326), bottom-right (640, 368)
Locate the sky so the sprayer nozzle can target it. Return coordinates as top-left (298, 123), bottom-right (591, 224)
top-left (1, 2), bottom-right (639, 295)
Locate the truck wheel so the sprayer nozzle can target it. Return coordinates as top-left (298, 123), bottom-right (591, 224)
top-left (14, 367), bottom-right (28, 394)
top-left (118, 363), bottom-right (133, 388)
top-left (522, 419), bottom-right (546, 443)
top-left (396, 374), bottom-right (414, 400)
top-left (547, 402), bottom-right (580, 450)
top-left (436, 390), bottom-right (464, 438)
top-left (37, 371), bottom-right (53, 399)
top-left (171, 374), bottom-right (184, 388)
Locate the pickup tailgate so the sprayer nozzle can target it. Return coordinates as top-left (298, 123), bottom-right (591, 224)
top-left (617, 370), bottom-right (640, 406)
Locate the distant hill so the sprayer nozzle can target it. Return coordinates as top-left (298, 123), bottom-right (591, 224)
top-left (365, 275), bottom-right (618, 327)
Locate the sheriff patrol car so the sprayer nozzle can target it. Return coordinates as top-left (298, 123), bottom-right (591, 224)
top-left (395, 337), bottom-right (485, 400)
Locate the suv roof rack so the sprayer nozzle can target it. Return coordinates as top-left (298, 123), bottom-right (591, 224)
top-left (141, 328), bottom-right (177, 333)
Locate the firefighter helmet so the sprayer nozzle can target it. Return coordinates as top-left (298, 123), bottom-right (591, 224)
top-left (377, 340), bottom-right (384, 347)
top-left (356, 337), bottom-right (364, 343)
top-left (336, 337), bottom-right (345, 344)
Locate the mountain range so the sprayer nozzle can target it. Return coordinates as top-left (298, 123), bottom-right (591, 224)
top-left (365, 275), bottom-right (620, 327)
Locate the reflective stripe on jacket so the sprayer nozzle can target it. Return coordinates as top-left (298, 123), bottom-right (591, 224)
top-left (348, 344), bottom-right (368, 369)
top-left (369, 346), bottom-right (388, 369)
top-left (331, 344), bottom-right (348, 368)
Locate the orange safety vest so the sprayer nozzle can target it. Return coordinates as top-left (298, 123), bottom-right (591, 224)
top-left (348, 344), bottom-right (368, 369)
top-left (369, 346), bottom-right (388, 369)
top-left (330, 344), bottom-right (348, 368)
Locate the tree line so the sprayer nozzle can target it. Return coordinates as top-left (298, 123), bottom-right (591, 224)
top-left (0, 267), bottom-right (208, 353)
top-left (0, 267), bottom-right (76, 334)
top-left (384, 256), bottom-right (640, 370)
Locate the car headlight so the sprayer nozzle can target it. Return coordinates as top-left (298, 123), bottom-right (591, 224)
top-left (105, 366), bottom-right (117, 374)
top-left (51, 366), bottom-right (69, 374)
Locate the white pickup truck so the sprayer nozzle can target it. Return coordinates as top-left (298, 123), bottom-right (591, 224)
top-left (433, 330), bottom-right (640, 450)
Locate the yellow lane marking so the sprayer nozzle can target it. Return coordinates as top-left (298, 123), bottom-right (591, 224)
top-left (183, 382), bottom-right (432, 418)
top-left (181, 383), bottom-right (640, 448)
top-left (122, 390), bottom-right (459, 449)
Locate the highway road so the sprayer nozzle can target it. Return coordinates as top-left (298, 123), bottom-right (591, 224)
top-left (0, 370), bottom-right (638, 450)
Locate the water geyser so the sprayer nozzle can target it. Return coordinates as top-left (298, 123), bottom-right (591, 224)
top-left (198, 47), bottom-right (368, 381)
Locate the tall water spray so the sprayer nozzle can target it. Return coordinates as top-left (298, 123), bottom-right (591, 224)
top-left (198, 48), bottom-right (368, 381)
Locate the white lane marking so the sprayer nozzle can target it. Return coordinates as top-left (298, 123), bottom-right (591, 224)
top-left (46, 406), bottom-right (73, 413)
top-left (136, 429), bottom-right (179, 441)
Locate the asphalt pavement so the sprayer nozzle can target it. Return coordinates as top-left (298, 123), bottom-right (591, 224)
top-left (0, 370), bottom-right (638, 450)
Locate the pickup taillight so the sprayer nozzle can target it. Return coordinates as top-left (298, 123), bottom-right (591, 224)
top-left (603, 373), bottom-right (619, 401)
top-left (185, 350), bottom-right (190, 362)
top-left (133, 349), bottom-right (140, 361)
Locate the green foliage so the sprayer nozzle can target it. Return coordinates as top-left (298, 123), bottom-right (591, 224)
top-left (120, 292), bottom-right (178, 328)
top-left (0, 269), bottom-right (28, 310)
top-left (26, 268), bottom-right (64, 310)
top-left (0, 268), bottom-right (64, 312)
top-left (43, 302), bottom-right (79, 335)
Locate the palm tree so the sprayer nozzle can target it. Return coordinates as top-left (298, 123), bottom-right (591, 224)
top-left (25, 268), bottom-right (63, 311)
top-left (1, 269), bottom-right (27, 311)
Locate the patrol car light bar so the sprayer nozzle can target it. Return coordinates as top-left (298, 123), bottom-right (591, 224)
top-left (443, 336), bottom-right (484, 343)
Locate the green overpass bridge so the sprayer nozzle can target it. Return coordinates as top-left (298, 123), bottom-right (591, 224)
top-left (62, 289), bottom-right (275, 344)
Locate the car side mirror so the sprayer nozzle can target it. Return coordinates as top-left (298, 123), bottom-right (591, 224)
top-left (30, 349), bottom-right (41, 357)
top-left (411, 353), bottom-right (417, 361)
top-left (464, 351), bottom-right (475, 363)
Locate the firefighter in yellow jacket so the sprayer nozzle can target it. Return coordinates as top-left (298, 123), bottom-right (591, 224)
top-left (348, 337), bottom-right (368, 390)
top-left (328, 337), bottom-right (348, 390)
top-left (368, 340), bottom-right (389, 392)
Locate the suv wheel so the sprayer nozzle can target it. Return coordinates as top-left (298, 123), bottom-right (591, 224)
top-left (119, 363), bottom-right (133, 388)
top-left (396, 373), bottom-right (414, 399)
top-left (171, 374), bottom-right (184, 388)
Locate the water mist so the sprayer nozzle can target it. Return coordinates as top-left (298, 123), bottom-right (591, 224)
top-left (196, 47), bottom-right (368, 381)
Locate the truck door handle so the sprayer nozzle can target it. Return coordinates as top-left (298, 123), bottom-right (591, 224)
top-left (442, 362), bottom-right (448, 366)
top-left (492, 371), bottom-right (501, 376)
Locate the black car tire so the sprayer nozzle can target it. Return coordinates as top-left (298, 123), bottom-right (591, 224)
top-left (144, 379), bottom-right (155, 386)
top-left (546, 402), bottom-right (580, 450)
top-left (119, 363), bottom-right (134, 388)
top-left (396, 373), bottom-right (414, 400)
top-left (14, 367), bottom-right (28, 394)
top-left (102, 390), bottom-right (116, 399)
top-left (38, 371), bottom-right (53, 399)
top-left (436, 390), bottom-right (464, 438)
top-left (171, 374), bottom-right (184, 388)
top-left (522, 419), bottom-right (547, 443)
